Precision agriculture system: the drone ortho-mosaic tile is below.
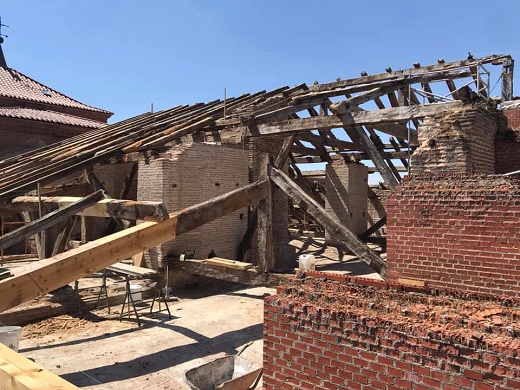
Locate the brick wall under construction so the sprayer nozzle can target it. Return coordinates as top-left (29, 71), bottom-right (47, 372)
top-left (411, 103), bottom-right (498, 175)
top-left (386, 174), bottom-right (520, 298)
top-left (137, 142), bottom-right (249, 269)
top-left (264, 275), bottom-right (520, 390)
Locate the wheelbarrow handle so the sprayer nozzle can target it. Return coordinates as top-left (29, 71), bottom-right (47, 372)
top-left (247, 368), bottom-right (263, 390)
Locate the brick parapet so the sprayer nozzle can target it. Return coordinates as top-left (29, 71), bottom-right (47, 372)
top-left (264, 276), bottom-right (520, 389)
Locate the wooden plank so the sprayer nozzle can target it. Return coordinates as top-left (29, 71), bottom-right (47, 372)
top-left (0, 343), bottom-right (79, 390)
top-left (204, 257), bottom-right (254, 270)
top-left (0, 180), bottom-right (268, 313)
top-left (398, 278), bottom-right (426, 287)
top-left (106, 261), bottom-right (157, 278)
top-left (132, 252), bottom-right (145, 267)
top-left (0, 190), bottom-right (104, 251)
top-left (269, 167), bottom-right (386, 277)
top-left (11, 197), bottom-right (169, 221)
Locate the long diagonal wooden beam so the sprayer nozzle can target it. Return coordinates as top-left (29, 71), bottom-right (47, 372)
top-left (330, 102), bottom-right (399, 189)
top-left (269, 167), bottom-right (386, 278)
top-left (0, 180), bottom-right (268, 313)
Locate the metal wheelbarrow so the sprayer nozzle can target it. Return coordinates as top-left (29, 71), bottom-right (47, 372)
top-left (184, 354), bottom-right (262, 390)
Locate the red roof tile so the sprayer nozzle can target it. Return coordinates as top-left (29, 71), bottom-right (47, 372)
top-left (0, 107), bottom-right (106, 128)
top-left (0, 67), bottom-right (112, 115)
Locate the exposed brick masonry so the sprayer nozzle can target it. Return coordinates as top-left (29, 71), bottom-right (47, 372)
top-left (412, 103), bottom-right (498, 175)
top-left (264, 276), bottom-right (520, 390)
top-left (496, 102), bottom-right (520, 174)
top-left (137, 143), bottom-right (248, 269)
top-left (387, 174), bottom-right (520, 298)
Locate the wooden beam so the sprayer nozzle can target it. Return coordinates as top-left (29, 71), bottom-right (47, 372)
top-left (305, 55), bottom-right (512, 93)
top-left (275, 135), bottom-right (296, 169)
top-left (0, 343), bottom-right (79, 390)
top-left (0, 191), bottom-right (104, 251)
top-left (237, 102), bottom-right (460, 139)
top-left (11, 196), bottom-right (168, 221)
top-left (269, 167), bottom-right (386, 277)
top-left (359, 215), bottom-right (387, 241)
top-left (330, 104), bottom-right (399, 189)
top-left (502, 58), bottom-right (514, 101)
top-left (52, 216), bottom-right (78, 256)
top-left (0, 180), bottom-right (268, 313)
top-left (257, 154), bottom-right (275, 273)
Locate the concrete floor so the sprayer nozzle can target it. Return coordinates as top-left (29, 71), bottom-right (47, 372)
top-left (19, 283), bottom-right (273, 389)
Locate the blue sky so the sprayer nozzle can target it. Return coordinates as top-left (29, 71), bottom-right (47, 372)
top-left (2, 1), bottom-right (518, 124)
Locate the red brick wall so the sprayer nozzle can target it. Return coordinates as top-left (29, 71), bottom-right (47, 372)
top-left (496, 104), bottom-right (520, 174)
top-left (264, 276), bottom-right (520, 390)
top-left (386, 174), bottom-right (520, 297)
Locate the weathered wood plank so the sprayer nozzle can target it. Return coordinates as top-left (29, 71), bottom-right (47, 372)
top-left (0, 191), bottom-right (104, 251)
top-left (204, 257), bottom-right (254, 270)
top-left (11, 196), bottom-right (169, 221)
top-left (230, 102), bottom-right (461, 138)
top-left (330, 103), bottom-right (399, 188)
top-left (269, 167), bottom-right (386, 277)
top-left (0, 180), bottom-right (268, 313)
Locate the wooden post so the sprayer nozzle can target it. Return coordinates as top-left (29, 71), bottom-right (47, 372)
top-left (257, 154), bottom-right (275, 273)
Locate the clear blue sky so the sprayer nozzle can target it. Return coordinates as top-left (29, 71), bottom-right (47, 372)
top-left (1, 0), bottom-right (518, 124)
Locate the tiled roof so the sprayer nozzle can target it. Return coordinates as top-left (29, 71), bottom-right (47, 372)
top-left (0, 107), bottom-right (106, 128)
top-left (0, 67), bottom-right (112, 115)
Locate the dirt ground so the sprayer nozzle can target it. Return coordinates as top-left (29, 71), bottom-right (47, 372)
top-left (19, 282), bottom-right (274, 389)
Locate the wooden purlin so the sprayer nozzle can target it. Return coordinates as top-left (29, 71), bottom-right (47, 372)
top-left (303, 54), bottom-right (512, 93)
top-left (0, 91), bottom-right (272, 202)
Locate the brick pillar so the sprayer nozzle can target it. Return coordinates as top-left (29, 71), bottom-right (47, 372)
top-left (412, 104), bottom-right (498, 175)
top-left (324, 161), bottom-right (368, 243)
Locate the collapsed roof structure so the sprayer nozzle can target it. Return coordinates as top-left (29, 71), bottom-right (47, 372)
top-left (0, 53), bottom-right (518, 389)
